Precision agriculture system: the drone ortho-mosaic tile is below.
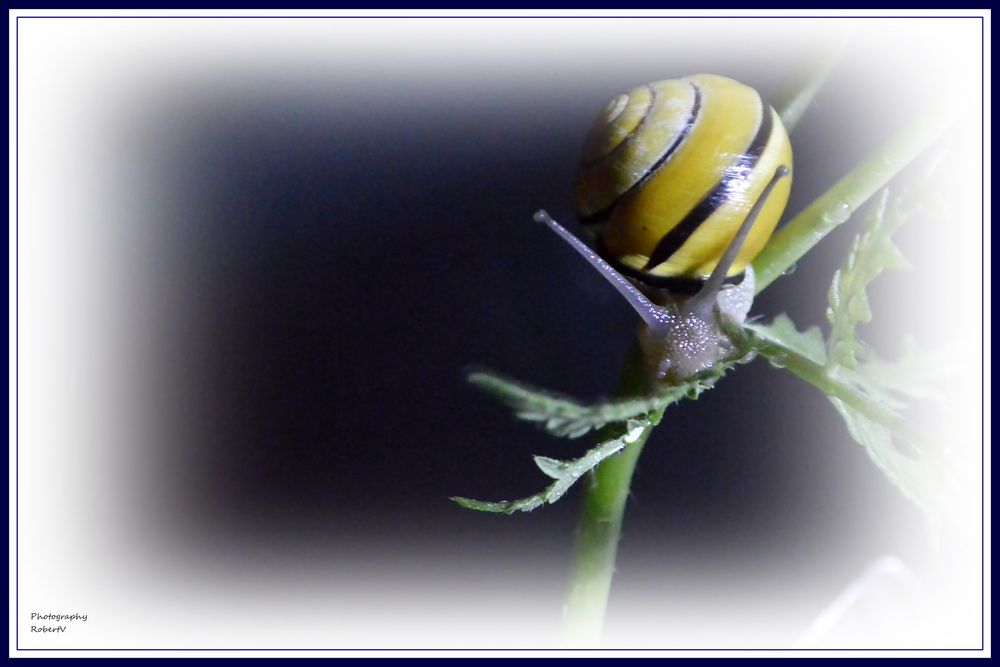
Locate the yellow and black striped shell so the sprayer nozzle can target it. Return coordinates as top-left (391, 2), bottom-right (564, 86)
top-left (574, 74), bottom-right (793, 288)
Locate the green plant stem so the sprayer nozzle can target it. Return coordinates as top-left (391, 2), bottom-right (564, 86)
top-left (752, 109), bottom-right (956, 294)
top-left (563, 341), bottom-right (663, 645)
top-left (754, 340), bottom-right (921, 447)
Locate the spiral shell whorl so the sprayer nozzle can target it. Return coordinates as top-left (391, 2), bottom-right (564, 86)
top-left (573, 74), bottom-right (793, 284)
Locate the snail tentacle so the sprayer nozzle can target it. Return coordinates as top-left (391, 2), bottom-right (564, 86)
top-left (686, 165), bottom-right (792, 321)
top-left (534, 210), bottom-right (675, 335)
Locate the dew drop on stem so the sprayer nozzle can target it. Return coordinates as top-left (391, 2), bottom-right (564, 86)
top-left (823, 202), bottom-right (852, 226)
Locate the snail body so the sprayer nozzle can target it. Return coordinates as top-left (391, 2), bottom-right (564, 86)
top-left (535, 74), bottom-right (792, 386)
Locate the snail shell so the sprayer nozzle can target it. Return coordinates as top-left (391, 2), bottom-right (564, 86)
top-left (574, 74), bottom-right (793, 289)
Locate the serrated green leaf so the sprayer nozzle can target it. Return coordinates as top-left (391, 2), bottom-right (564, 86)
top-left (453, 419), bottom-right (650, 514)
top-left (468, 370), bottom-right (723, 439)
top-left (854, 339), bottom-right (953, 403)
top-left (749, 182), bottom-right (959, 518)
top-left (828, 398), bottom-right (938, 513)
top-left (832, 339), bottom-right (954, 416)
top-left (826, 189), bottom-right (913, 369)
top-left (743, 318), bottom-right (923, 447)
top-left (451, 495), bottom-right (544, 513)
top-left (745, 314), bottom-right (828, 366)
top-left (458, 367), bottom-right (733, 515)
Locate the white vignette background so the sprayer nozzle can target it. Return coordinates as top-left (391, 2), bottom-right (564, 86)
top-left (8, 9), bottom-right (991, 657)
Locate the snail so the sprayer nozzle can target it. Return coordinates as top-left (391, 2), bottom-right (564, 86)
top-left (536, 74), bottom-right (792, 386)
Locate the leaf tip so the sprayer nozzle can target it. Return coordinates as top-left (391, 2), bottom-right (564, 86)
top-left (450, 496), bottom-right (512, 514)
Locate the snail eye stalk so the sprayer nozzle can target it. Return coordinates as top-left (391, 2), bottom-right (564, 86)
top-left (534, 210), bottom-right (675, 336)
